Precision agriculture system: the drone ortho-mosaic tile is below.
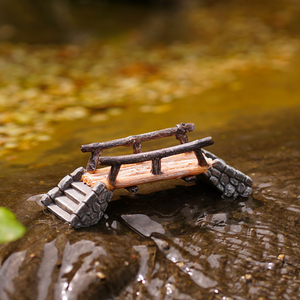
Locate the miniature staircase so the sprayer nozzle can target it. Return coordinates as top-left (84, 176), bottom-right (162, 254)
top-left (41, 167), bottom-right (112, 228)
top-left (47, 182), bottom-right (91, 220)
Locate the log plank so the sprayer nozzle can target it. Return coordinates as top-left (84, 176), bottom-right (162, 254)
top-left (81, 123), bottom-right (195, 153)
top-left (81, 152), bottom-right (215, 192)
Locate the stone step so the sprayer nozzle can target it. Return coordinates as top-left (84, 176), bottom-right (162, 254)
top-left (64, 188), bottom-right (85, 204)
top-left (71, 181), bottom-right (92, 196)
top-left (55, 196), bottom-right (79, 214)
top-left (47, 203), bottom-right (72, 222)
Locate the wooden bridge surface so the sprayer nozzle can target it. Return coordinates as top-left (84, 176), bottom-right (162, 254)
top-left (82, 152), bottom-right (214, 190)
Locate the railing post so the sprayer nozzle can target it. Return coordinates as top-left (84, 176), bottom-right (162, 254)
top-left (108, 164), bottom-right (121, 185)
top-left (175, 133), bottom-right (188, 144)
top-left (194, 148), bottom-right (209, 167)
top-left (133, 142), bottom-right (142, 154)
top-left (151, 158), bottom-right (162, 175)
top-left (175, 122), bottom-right (189, 144)
top-left (86, 149), bottom-right (102, 172)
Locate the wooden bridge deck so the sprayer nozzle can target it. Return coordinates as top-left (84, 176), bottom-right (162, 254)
top-left (82, 152), bottom-right (215, 190)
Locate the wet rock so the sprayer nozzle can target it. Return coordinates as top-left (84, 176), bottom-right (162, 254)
top-left (121, 214), bottom-right (165, 237)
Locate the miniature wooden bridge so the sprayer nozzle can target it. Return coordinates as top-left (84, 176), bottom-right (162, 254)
top-left (42, 122), bottom-right (252, 229)
top-left (80, 123), bottom-right (214, 191)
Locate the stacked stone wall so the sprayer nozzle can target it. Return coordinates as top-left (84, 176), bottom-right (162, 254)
top-left (199, 150), bottom-right (252, 198)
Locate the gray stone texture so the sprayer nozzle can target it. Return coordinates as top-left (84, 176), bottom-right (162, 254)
top-left (92, 201), bottom-right (101, 213)
top-left (203, 170), bottom-right (211, 178)
top-left (237, 183), bottom-right (246, 194)
top-left (233, 191), bottom-right (239, 198)
top-left (84, 191), bottom-right (99, 207)
top-left (198, 150), bottom-right (252, 198)
top-left (210, 176), bottom-right (219, 186)
top-left (81, 215), bottom-right (92, 226)
top-left (58, 175), bottom-right (73, 191)
top-left (69, 215), bottom-right (82, 228)
top-left (100, 201), bottom-right (108, 212)
top-left (75, 203), bottom-right (90, 218)
top-left (211, 168), bottom-right (221, 178)
top-left (41, 194), bottom-right (52, 206)
top-left (225, 166), bottom-right (236, 177)
top-left (47, 187), bottom-right (62, 200)
top-left (106, 191), bottom-right (113, 202)
top-left (216, 183), bottom-right (225, 193)
top-left (202, 150), bottom-right (216, 159)
top-left (220, 173), bottom-right (229, 186)
top-left (70, 167), bottom-right (85, 181)
top-left (242, 186), bottom-right (252, 197)
top-left (235, 170), bottom-right (245, 181)
top-left (224, 184), bottom-right (235, 197)
top-left (42, 168), bottom-right (112, 229)
top-left (230, 178), bottom-right (239, 186)
top-left (213, 159), bottom-right (226, 171)
top-left (245, 175), bottom-right (253, 186)
top-left (92, 181), bottom-right (106, 196)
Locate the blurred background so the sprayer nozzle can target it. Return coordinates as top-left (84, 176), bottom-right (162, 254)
top-left (0, 0), bottom-right (299, 159)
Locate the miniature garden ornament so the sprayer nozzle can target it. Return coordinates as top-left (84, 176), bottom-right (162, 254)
top-left (41, 123), bottom-right (252, 228)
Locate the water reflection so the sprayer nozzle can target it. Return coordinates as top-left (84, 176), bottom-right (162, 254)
top-left (55, 240), bottom-right (107, 300)
top-left (152, 236), bottom-right (217, 289)
top-left (0, 250), bottom-right (27, 300)
top-left (109, 183), bottom-right (260, 297)
top-left (37, 240), bottom-right (57, 300)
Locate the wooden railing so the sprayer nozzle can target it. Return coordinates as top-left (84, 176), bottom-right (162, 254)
top-left (81, 123), bottom-right (214, 186)
top-left (81, 122), bottom-right (196, 172)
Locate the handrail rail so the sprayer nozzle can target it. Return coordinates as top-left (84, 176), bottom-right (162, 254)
top-left (100, 137), bottom-right (214, 185)
top-left (99, 137), bottom-right (213, 165)
top-left (81, 122), bottom-right (195, 153)
top-left (81, 122), bottom-right (195, 172)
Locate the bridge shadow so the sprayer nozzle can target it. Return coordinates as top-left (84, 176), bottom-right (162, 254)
top-left (85, 180), bottom-right (262, 238)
